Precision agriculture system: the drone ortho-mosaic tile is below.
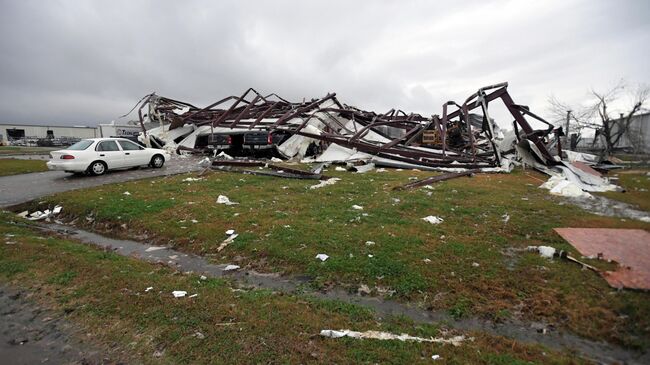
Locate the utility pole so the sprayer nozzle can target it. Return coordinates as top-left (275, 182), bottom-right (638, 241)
top-left (565, 110), bottom-right (571, 151)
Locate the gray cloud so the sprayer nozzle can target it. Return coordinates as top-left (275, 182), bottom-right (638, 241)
top-left (0, 0), bottom-right (648, 127)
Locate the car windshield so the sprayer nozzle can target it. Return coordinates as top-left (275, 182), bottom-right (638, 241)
top-left (66, 140), bottom-right (94, 150)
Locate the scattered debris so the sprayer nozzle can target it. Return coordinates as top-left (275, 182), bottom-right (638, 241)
top-left (527, 246), bottom-right (556, 259)
top-left (216, 151), bottom-right (233, 160)
top-left (145, 287), bottom-right (153, 292)
top-left (225, 229), bottom-right (235, 235)
top-left (223, 265), bottom-right (240, 271)
top-left (123, 191), bottom-right (131, 196)
top-left (145, 246), bottom-right (166, 252)
top-left (315, 254), bottom-right (329, 262)
top-left (310, 177), bottom-right (341, 189)
top-left (422, 216), bottom-right (444, 225)
top-left (172, 290), bottom-right (187, 298)
top-left (395, 169), bottom-right (479, 190)
top-left (216, 195), bottom-right (239, 205)
top-left (351, 205), bottom-right (364, 210)
top-left (20, 205), bottom-right (64, 221)
top-left (319, 329), bottom-right (467, 346)
top-left (432, 355), bottom-right (441, 361)
top-left (501, 213), bottom-right (510, 224)
top-left (217, 234), bottom-right (238, 252)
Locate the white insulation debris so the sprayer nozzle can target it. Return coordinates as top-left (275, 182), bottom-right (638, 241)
top-left (309, 178), bottom-right (341, 190)
top-left (421, 216), bottom-right (444, 224)
top-left (319, 330), bottom-right (467, 346)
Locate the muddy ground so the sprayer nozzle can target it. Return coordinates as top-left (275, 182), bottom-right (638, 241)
top-left (0, 285), bottom-right (112, 365)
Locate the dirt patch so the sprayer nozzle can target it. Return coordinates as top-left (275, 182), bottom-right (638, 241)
top-left (0, 284), bottom-right (112, 364)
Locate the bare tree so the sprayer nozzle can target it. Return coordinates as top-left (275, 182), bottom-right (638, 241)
top-left (548, 81), bottom-right (649, 156)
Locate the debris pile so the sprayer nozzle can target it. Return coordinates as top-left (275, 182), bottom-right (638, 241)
top-left (124, 82), bottom-right (622, 197)
top-left (132, 83), bottom-right (563, 173)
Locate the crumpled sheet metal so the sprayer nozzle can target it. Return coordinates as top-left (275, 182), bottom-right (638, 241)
top-left (132, 82), bottom-right (560, 172)
top-left (554, 228), bottom-right (650, 290)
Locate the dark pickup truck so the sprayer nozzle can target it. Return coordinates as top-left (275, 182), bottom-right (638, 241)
top-left (201, 130), bottom-right (291, 155)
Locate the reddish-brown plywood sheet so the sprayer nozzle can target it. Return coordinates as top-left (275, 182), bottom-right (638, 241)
top-left (570, 161), bottom-right (602, 177)
top-left (554, 228), bottom-right (650, 290)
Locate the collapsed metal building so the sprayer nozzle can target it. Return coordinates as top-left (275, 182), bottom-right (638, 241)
top-left (133, 82), bottom-right (564, 172)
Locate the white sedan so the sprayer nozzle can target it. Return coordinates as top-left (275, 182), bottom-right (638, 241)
top-left (46, 138), bottom-right (170, 175)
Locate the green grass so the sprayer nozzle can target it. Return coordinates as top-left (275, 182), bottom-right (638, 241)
top-left (0, 146), bottom-right (58, 154)
top-left (0, 212), bottom-right (581, 364)
top-left (599, 169), bottom-right (650, 211)
top-left (29, 166), bottom-right (650, 349)
top-left (0, 158), bottom-right (48, 176)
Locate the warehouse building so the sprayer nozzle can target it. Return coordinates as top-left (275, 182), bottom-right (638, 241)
top-left (0, 123), bottom-right (99, 146)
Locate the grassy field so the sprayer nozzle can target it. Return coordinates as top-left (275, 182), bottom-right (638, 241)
top-left (0, 158), bottom-right (48, 176)
top-left (26, 166), bottom-right (650, 350)
top-left (0, 213), bottom-right (583, 364)
top-left (0, 146), bottom-right (57, 155)
top-left (599, 170), bottom-right (650, 211)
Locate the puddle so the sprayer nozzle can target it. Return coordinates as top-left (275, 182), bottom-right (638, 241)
top-left (563, 195), bottom-right (650, 222)
top-left (34, 222), bottom-right (650, 365)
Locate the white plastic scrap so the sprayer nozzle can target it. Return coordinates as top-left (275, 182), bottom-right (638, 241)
top-left (319, 330), bottom-right (467, 346)
top-left (145, 246), bottom-right (166, 252)
top-left (309, 177), bottom-right (341, 190)
top-left (172, 290), bottom-right (187, 298)
top-left (315, 254), bottom-right (329, 262)
top-left (215, 151), bottom-right (234, 160)
top-left (24, 205), bottom-right (63, 221)
top-left (217, 195), bottom-right (239, 205)
top-left (197, 157), bottom-right (211, 167)
top-left (217, 234), bottom-right (238, 252)
top-left (145, 287), bottom-right (153, 292)
top-left (123, 191), bottom-right (131, 196)
top-left (432, 355), bottom-right (441, 360)
top-left (540, 176), bottom-right (592, 198)
top-left (223, 265), bottom-right (240, 271)
top-left (527, 245), bottom-right (556, 259)
top-left (225, 229), bottom-right (235, 235)
top-left (502, 213), bottom-right (510, 224)
top-left (270, 157), bottom-right (283, 163)
top-left (183, 177), bottom-right (203, 182)
top-left (353, 163), bottom-right (375, 173)
top-left (421, 216), bottom-right (444, 224)
top-left (351, 205), bottom-right (364, 210)
top-left (335, 166), bottom-right (346, 171)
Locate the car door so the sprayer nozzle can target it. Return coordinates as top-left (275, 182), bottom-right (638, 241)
top-left (117, 139), bottom-right (149, 167)
top-left (95, 140), bottom-right (125, 169)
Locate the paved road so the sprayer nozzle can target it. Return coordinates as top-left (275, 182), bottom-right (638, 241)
top-left (0, 156), bottom-right (203, 207)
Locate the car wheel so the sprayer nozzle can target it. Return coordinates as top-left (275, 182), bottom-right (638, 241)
top-left (150, 155), bottom-right (165, 168)
top-left (88, 161), bottom-right (107, 176)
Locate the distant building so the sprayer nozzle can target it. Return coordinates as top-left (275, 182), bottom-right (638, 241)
top-left (0, 123), bottom-right (98, 146)
top-left (575, 112), bottom-right (650, 154)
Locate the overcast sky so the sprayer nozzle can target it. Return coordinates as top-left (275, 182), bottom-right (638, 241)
top-left (0, 0), bottom-right (648, 127)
